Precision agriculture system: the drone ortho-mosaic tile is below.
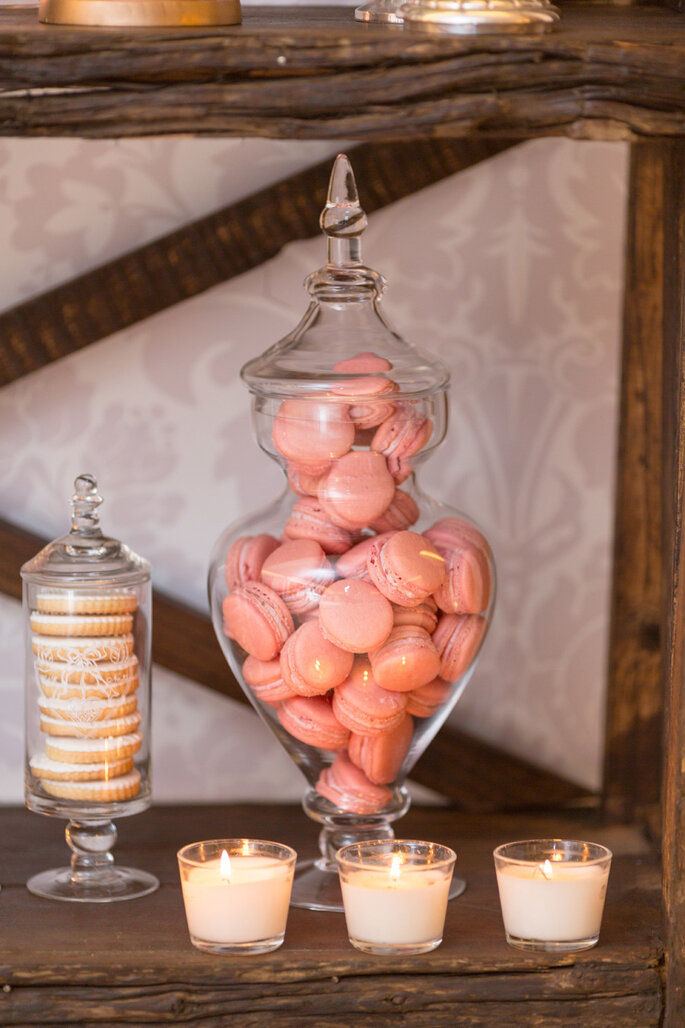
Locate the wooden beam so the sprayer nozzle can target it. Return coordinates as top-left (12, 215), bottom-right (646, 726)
top-left (0, 515), bottom-right (589, 810)
top-left (0, 138), bottom-right (514, 387)
top-left (603, 143), bottom-right (664, 823)
top-left (660, 137), bottom-right (685, 1028)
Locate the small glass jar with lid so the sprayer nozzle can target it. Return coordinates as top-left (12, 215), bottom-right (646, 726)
top-left (21, 473), bottom-right (157, 902)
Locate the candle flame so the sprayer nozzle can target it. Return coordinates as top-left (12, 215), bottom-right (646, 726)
top-left (390, 852), bottom-right (402, 884)
top-left (220, 849), bottom-right (231, 882)
top-left (539, 859), bottom-right (553, 880)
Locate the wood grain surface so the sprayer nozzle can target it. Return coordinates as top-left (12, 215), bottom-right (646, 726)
top-left (0, 6), bottom-right (684, 140)
top-left (659, 137), bottom-right (685, 1028)
top-left (0, 804), bottom-right (663, 1026)
top-left (603, 143), bottom-right (664, 824)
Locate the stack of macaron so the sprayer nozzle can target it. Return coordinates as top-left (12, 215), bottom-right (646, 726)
top-left (221, 351), bottom-right (493, 815)
top-left (28, 589), bottom-right (144, 803)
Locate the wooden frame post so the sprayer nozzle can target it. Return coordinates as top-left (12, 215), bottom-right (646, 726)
top-left (660, 137), bottom-right (685, 1027)
top-left (604, 143), bottom-right (665, 825)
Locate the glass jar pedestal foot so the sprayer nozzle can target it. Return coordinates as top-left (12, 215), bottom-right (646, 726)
top-left (26, 819), bottom-right (159, 903)
top-left (291, 789), bottom-right (466, 912)
top-left (356, 0), bottom-right (559, 31)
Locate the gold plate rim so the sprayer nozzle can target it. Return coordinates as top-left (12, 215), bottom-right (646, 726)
top-left (39, 0), bottom-right (242, 27)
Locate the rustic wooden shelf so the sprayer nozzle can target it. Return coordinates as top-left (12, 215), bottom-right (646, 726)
top-left (0, 3), bottom-right (684, 1022)
top-left (0, 803), bottom-right (663, 1026)
top-left (0, 3), bottom-right (684, 140)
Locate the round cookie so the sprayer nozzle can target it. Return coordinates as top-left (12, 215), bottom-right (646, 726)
top-left (39, 671), bottom-right (139, 701)
top-left (45, 731), bottom-right (143, 764)
top-left (32, 634), bottom-right (134, 664)
top-left (40, 710), bottom-right (142, 739)
top-left (222, 582), bottom-right (294, 661)
top-left (316, 752), bottom-right (392, 814)
top-left (272, 398), bottom-right (355, 465)
top-left (30, 754), bottom-right (134, 781)
top-left (37, 655), bottom-right (139, 687)
top-left (41, 768), bottom-right (142, 802)
top-left (35, 590), bottom-right (138, 615)
top-left (29, 612), bottom-right (134, 637)
top-left (37, 694), bottom-right (138, 724)
top-left (318, 579), bottom-right (393, 654)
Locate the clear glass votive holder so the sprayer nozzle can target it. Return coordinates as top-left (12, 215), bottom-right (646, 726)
top-left (177, 839), bottom-right (297, 954)
top-left (336, 839), bottom-right (456, 955)
top-left (493, 839), bottom-right (612, 953)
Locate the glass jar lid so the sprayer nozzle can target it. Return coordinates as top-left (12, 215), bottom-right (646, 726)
top-left (20, 473), bottom-right (150, 586)
top-left (240, 153), bottom-right (449, 401)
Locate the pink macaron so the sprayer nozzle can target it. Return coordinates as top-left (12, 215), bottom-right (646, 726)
top-left (423, 516), bottom-right (490, 556)
top-left (283, 496), bottom-right (357, 555)
top-left (368, 625), bottom-right (442, 692)
top-left (334, 532), bottom-right (394, 581)
top-left (330, 376), bottom-right (398, 430)
top-left (272, 398), bottom-right (355, 465)
top-left (392, 597), bottom-right (439, 634)
top-left (433, 543), bottom-right (492, 615)
top-left (222, 581), bottom-right (294, 662)
top-left (318, 578), bottom-right (393, 654)
top-left (277, 695), bottom-right (350, 751)
top-left (432, 613), bottom-right (487, 682)
top-left (280, 619), bottom-right (354, 696)
top-left (367, 530), bottom-right (446, 608)
top-left (348, 713), bottom-right (414, 784)
top-left (318, 451), bottom-right (396, 530)
top-left (332, 659), bottom-right (408, 736)
top-left (371, 408), bottom-right (433, 483)
top-left (286, 460), bottom-right (331, 497)
top-left (242, 655), bottom-right (297, 707)
top-left (332, 351), bottom-right (393, 374)
top-left (261, 539), bottom-right (335, 617)
top-left (316, 752), bottom-right (393, 814)
top-left (368, 488), bottom-right (419, 533)
top-left (405, 676), bottom-right (452, 718)
top-left (224, 534), bottom-right (280, 591)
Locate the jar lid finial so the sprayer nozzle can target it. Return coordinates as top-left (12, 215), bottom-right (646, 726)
top-left (305, 153), bottom-right (383, 299)
top-left (320, 153), bottom-right (368, 267)
top-left (70, 473), bottom-right (103, 537)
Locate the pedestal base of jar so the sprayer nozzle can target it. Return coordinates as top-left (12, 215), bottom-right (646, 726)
top-left (27, 865), bottom-right (159, 903)
top-left (398, 0), bottom-right (559, 33)
top-left (26, 818), bottom-right (159, 902)
top-left (291, 860), bottom-right (466, 912)
top-left (354, 0), bottom-right (404, 23)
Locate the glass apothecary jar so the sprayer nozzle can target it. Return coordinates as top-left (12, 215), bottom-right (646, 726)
top-left (208, 155), bottom-right (496, 911)
top-left (21, 473), bottom-right (158, 902)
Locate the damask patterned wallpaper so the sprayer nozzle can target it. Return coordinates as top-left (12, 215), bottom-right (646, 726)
top-left (0, 135), bottom-right (627, 802)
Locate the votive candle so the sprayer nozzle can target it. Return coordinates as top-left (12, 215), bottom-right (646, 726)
top-left (336, 839), bottom-right (456, 955)
top-left (493, 839), bottom-right (612, 953)
top-left (177, 839), bottom-right (296, 954)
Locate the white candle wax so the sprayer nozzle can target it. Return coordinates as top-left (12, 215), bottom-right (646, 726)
top-left (496, 861), bottom-right (610, 942)
top-left (341, 869), bottom-right (450, 945)
top-left (181, 855), bottom-right (292, 944)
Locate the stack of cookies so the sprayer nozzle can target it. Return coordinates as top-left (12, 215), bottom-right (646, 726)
top-left (28, 589), bottom-right (143, 803)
